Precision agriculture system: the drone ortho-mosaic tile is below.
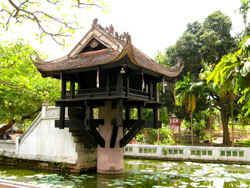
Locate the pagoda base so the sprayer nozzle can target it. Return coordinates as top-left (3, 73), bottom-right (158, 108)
top-left (97, 101), bottom-right (124, 174)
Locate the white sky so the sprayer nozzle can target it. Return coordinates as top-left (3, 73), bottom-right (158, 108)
top-left (0, 0), bottom-right (246, 60)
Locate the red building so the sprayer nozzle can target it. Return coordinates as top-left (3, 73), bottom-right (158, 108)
top-left (170, 114), bottom-right (181, 135)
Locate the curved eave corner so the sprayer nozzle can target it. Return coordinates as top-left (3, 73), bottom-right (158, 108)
top-left (111, 41), bottom-right (184, 79)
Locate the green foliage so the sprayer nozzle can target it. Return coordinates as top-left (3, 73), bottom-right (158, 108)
top-left (154, 50), bottom-right (170, 67)
top-left (136, 126), bottom-right (174, 145)
top-left (239, 0), bottom-right (250, 26)
top-left (0, 0), bottom-right (107, 45)
top-left (0, 40), bottom-right (60, 123)
top-left (207, 37), bottom-right (250, 117)
top-left (165, 11), bottom-right (236, 80)
top-left (175, 73), bottom-right (204, 113)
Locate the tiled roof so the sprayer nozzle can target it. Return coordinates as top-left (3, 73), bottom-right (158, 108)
top-left (34, 19), bottom-right (183, 78)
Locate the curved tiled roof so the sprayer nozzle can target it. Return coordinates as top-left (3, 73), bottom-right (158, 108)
top-left (34, 20), bottom-right (183, 78)
top-left (35, 49), bottom-right (120, 72)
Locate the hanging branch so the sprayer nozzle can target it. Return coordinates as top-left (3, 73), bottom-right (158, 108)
top-left (1, 0), bottom-right (104, 45)
top-left (0, 78), bottom-right (24, 89)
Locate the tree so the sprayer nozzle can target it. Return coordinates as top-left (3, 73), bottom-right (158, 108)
top-left (174, 73), bottom-right (204, 145)
top-left (0, 40), bottom-right (60, 126)
top-left (0, 0), bottom-right (106, 45)
top-left (200, 61), bottom-right (235, 145)
top-left (165, 11), bottom-right (236, 80)
top-left (239, 0), bottom-right (250, 27)
top-left (207, 37), bottom-right (250, 118)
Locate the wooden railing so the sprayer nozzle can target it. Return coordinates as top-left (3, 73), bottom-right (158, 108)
top-left (78, 87), bottom-right (106, 95)
top-left (65, 86), bottom-right (156, 100)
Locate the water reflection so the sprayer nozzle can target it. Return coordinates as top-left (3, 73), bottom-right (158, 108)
top-left (1, 160), bottom-right (250, 187)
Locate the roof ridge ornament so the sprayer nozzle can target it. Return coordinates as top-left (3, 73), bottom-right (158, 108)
top-left (92, 18), bottom-right (131, 42)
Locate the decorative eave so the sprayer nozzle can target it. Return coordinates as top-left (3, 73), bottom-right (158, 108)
top-left (33, 18), bottom-right (183, 79)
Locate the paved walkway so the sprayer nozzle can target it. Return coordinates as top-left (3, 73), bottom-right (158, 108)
top-left (0, 179), bottom-right (42, 188)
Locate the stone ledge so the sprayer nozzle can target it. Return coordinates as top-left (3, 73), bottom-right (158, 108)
top-left (0, 156), bottom-right (96, 174)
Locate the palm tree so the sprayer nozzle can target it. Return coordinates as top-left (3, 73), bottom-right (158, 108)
top-left (174, 73), bottom-right (203, 145)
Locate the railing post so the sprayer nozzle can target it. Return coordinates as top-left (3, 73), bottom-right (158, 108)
top-left (126, 74), bottom-right (130, 97)
top-left (149, 82), bottom-right (152, 100)
top-left (70, 79), bottom-right (75, 99)
top-left (117, 72), bottom-right (123, 96)
top-left (60, 72), bottom-right (66, 99)
top-left (106, 71), bottom-right (110, 96)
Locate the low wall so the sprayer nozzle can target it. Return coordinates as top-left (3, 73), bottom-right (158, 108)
top-left (124, 144), bottom-right (250, 164)
top-left (0, 140), bottom-right (15, 157)
top-left (0, 104), bottom-right (96, 173)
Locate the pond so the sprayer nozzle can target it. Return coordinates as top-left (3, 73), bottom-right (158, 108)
top-left (0, 159), bottom-right (250, 187)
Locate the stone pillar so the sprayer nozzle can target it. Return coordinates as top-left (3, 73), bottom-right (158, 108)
top-left (97, 101), bottom-right (124, 174)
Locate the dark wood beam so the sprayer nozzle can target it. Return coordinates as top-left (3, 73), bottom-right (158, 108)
top-left (153, 82), bottom-right (158, 102)
top-left (70, 79), bottom-right (75, 99)
top-left (59, 103), bottom-right (65, 129)
top-left (153, 106), bottom-right (158, 129)
top-left (120, 120), bottom-right (144, 147)
top-left (123, 101), bottom-right (145, 108)
top-left (116, 99), bottom-right (123, 127)
top-left (125, 107), bottom-right (130, 121)
top-left (123, 120), bottom-right (162, 129)
top-left (126, 74), bottom-right (130, 97)
top-left (149, 82), bottom-right (152, 100)
top-left (138, 106), bottom-right (143, 120)
top-left (55, 119), bottom-right (104, 129)
top-left (60, 73), bottom-right (66, 99)
top-left (106, 71), bottom-right (110, 96)
top-left (89, 127), bottom-right (105, 148)
top-left (110, 125), bottom-right (118, 148)
top-left (116, 71), bottom-right (123, 96)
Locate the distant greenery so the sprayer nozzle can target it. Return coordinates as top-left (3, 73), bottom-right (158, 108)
top-left (0, 40), bottom-right (60, 125)
top-left (156, 9), bottom-right (250, 146)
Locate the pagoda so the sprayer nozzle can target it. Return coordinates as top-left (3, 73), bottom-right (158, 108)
top-left (34, 19), bottom-right (183, 174)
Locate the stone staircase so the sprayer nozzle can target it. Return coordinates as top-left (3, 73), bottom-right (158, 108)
top-left (69, 127), bottom-right (97, 165)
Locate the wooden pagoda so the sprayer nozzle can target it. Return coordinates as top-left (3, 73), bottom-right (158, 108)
top-left (34, 19), bottom-right (183, 174)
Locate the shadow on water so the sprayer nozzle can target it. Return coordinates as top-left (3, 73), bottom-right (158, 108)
top-left (1, 159), bottom-right (250, 187)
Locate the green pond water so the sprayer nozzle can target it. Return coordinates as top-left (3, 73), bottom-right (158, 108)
top-left (1, 159), bottom-right (250, 188)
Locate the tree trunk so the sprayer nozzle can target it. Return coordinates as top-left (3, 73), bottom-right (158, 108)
top-left (220, 104), bottom-right (231, 146)
top-left (190, 112), bottom-right (194, 146)
top-left (231, 101), bottom-right (234, 147)
top-left (0, 119), bottom-right (15, 137)
top-left (210, 115), bottom-right (213, 146)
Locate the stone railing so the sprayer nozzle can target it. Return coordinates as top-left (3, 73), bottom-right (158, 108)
top-left (124, 144), bottom-right (250, 164)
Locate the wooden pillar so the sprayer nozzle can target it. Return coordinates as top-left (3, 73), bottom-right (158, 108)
top-left (117, 72), bottom-right (123, 96)
top-left (125, 108), bottom-right (130, 121)
top-left (153, 106), bottom-right (158, 129)
top-left (116, 99), bottom-right (123, 127)
top-left (84, 102), bottom-right (91, 130)
top-left (126, 74), bottom-right (130, 97)
top-left (70, 79), bottom-right (75, 99)
top-left (138, 106), bottom-right (143, 120)
top-left (60, 73), bottom-right (66, 99)
top-left (149, 82), bottom-right (152, 100)
top-left (59, 103), bottom-right (65, 129)
top-left (106, 71), bottom-right (110, 96)
top-left (153, 82), bottom-right (157, 101)
top-left (59, 72), bottom-right (66, 129)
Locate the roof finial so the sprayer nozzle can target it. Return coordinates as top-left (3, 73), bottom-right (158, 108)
top-left (109, 24), bottom-right (114, 34)
top-left (123, 32), bottom-right (131, 43)
top-left (92, 18), bottom-right (98, 26)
